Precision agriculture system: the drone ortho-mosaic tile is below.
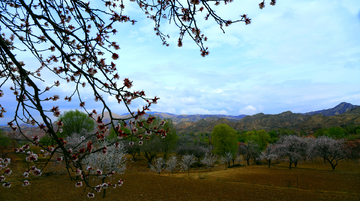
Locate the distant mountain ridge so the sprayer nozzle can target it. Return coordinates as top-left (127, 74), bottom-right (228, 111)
top-left (304, 102), bottom-right (358, 116)
top-left (113, 112), bottom-right (247, 124)
top-left (1, 102), bottom-right (359, 136)
top-left (174, 103), bottom-right (360, 134)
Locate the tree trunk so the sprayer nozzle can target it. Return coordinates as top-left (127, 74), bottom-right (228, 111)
top-left (268, 159), bottom-right (271, 168)
top-left (130, 153), bottom-right (137, 161)
top-left (144, 152), bottom-right (155, 168)
top-left (247, 159), bottom-right (250, 166)
top-left (289, 162), bottom-right (292, 170)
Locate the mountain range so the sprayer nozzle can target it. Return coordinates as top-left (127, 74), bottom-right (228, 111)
top-left (174, 102), bottom-right (360, 134)
top-left (1, 102), bottom-right (359, 136)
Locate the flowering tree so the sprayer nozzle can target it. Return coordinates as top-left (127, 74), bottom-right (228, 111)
top-left (220, 151), bottom-right (234, 169)
top-left (201, 153), bottom-right (217, 172)
top-left (0, 0), bottom-right (277, 198)
top-left (150, 157), bottom-right (165, 175)
top-left (238, 141), bottom-right (261, 166)
top-left (180, 154), bottom-right (196, 176)
top-left (258, 144), bottom-right (277, 168)
top-left (165, 155), bottom-right (178, 176)
top-left (273, 135), bottom-right (309, 169)
top-left (81, 139), bottom-right (126, 198)
top-left (308, 136), bottom-right (350, 170)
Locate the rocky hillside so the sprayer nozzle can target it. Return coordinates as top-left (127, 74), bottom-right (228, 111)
top-left (175, 104), bottom-right (360, 134)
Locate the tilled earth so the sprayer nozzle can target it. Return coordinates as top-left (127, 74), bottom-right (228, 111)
top-left (1, 166), bottom-right (359, 201)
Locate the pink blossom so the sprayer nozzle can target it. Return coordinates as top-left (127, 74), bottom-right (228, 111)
top-left (4, 168), bottom-right (12, 175)
top-left (76, 169), bottom-right (82, 175)
top-left (75, 182), bottom-right (83, 187)
top-left (87, 193), bottom-right (95, 198)
top-left (95, 185), bottom-right (102, 192)
top-left (22, 180), bottom-right (30, 186)
top-left (2, 182), bottom-right (11, 188)
top-left (33, 169), bottom-right (42, 176)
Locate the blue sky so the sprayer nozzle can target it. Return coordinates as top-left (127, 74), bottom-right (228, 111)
top-left (1, 0), bottom-right (360, 124)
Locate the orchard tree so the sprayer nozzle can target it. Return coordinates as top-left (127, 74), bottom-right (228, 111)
top-left (82, 139), bottom-right (127, 198)
top-left (238, 141), bottom-right (260, 166)
top-left (0, 0), bottom-right (277, 197)
top-left (180, 154), bottom-right (196, 176)
top-left (273, 135), bottom-right (309, 169)
top-left (308, 136), bottom-right (350, 170)
top-left (259, 144), bottom-right (277, 168)
top-left (57, 110), bottom-right (95, 137)
top-left (201, 153), bottom-right (217, 172)
top-left (220, 151), bottom-right (234, 168)
top-left (150, 157), bottom-right (165, 175)
top-left (211, 124), bottom-right (238, 157)
top-left (165, 155), bottom-right (178, 176)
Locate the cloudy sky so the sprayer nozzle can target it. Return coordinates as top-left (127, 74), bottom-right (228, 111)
top-left (1, 0), bottom-right (360, 124)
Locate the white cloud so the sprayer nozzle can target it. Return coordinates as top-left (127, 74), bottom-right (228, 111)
top-left (239, 105), bottom-right (257, 115)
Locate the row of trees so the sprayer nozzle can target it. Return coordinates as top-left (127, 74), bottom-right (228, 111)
top-left (239, 135), bottom-right (359, 170)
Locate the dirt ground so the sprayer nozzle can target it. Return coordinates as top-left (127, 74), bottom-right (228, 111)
top-left (1, 158), bottom-right (360, 200)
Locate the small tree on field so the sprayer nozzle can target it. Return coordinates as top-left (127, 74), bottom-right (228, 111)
top-left (308, 136), bottom-right (350, 170)
top-left (201, 153), bottom-right (217, 172)
top-left (165, 155), bottom-right (178, 176)
top-left (150, 158), bottom-right (165, 175)
top-left (220, 152), bottom-right (233, 169)
top-left (238, 141), bottom-right (261, 166)
top-left (211, 124), bottom-right (238, 159)
top-left (82, 140), bottom-right (127, 198)
top-left (180, 154), bottom-right (196, 176)
top-left (259, 144), bottom-right (277, 168)
top-left (273, 135), bottom-right (309, 169)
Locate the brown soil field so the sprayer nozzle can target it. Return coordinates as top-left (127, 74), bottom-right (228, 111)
top-left (1, 157), bottom-right (360, 201)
